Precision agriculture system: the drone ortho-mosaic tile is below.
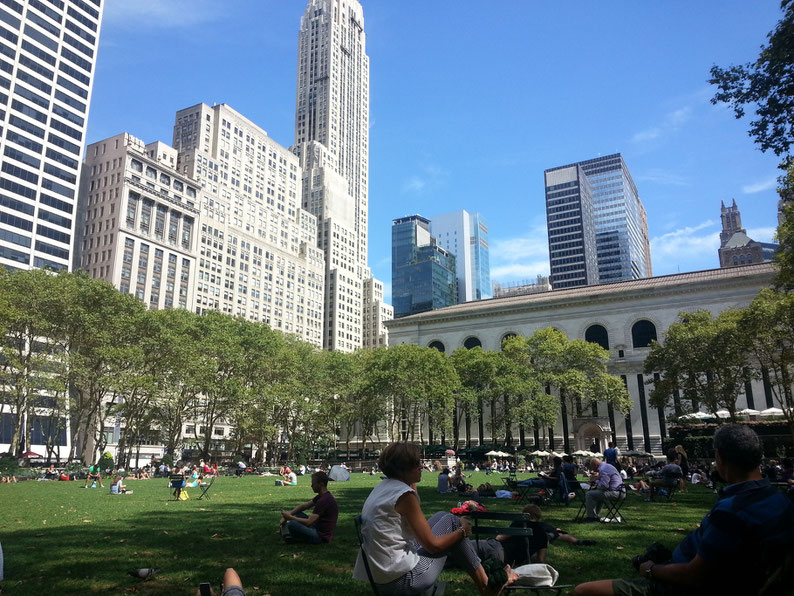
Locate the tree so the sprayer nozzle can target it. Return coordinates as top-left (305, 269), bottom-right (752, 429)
top-left (358, 345), bottom-right (459, 444)
top-left (645, 309), bottom-right (750, 420)
top-left (507, 329), bottom-right (631, 417)
top-left (709, 0), bottom-right (794, 156)
top-left (775, 163), bottom-right (794, 290)
top-left (450, 347), bottom-right (500, 447)
top-left (0, 270), bottom-right (73, 457)
top-left (741, 288), bottom-right (794, 440)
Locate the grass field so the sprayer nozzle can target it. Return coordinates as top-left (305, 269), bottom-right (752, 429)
top-left (0, 472), bottom-right (717, 595)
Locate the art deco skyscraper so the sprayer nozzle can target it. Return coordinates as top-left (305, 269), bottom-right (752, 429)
top-left (293, 0), bottom-right (376, 352)
top-left (0, 0), bottom-right (103, 272)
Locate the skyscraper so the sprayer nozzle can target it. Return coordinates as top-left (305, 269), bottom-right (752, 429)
top-left (545, 153), bottom-right (651, 288)
top-left (392, 215), bottom-right (457, 318)
top-left (293, 0), bottom-right (376, 352)
top-left (431, 210), bottom-right (492, 302)
top-left (544, 164), bottom-right (599, 289)
top-left (0, 0), bottom-right (103, 272)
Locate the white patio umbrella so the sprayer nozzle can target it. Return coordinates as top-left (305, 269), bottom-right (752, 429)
top-left (760, 407), bottom-right (784, 417)
top-left (496, 451), bottom-right (512, 457)
top-left (485, 450), bottom-right (500, 457)
top-left (679, 411), bottom-right (712, 421)
top-left (715, 409), bottom-right (731, 419)
top-left (572, 449), bottom-right (590, 456)
top-left (738, 408), bottom-right (761, 416)
top-left (552, 451), bottom-right (568, 457)
top-left (530, 450), bottom-right (549, 456)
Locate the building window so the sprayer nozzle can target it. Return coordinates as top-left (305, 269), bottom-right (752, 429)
top-left (463, 336), bottom-right (482, 350)
top-left (428, 340), bottom-right (445, 353)
top-left (585, 324), bottom-right (609, 350)
top-left (631, 320), bottom-right (657, 349)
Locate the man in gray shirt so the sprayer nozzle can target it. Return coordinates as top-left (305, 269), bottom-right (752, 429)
top-left (646, 449), bottom-right (683, 501)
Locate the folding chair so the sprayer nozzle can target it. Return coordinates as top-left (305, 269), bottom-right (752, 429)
top-left (353, 515), bottom-right (446, 596)
top-left (197, 477), bottom-right (214, 501)
top-left (468, 512), bottom-right (572, 595)
top-left (600, 484), bottom-right (628, 523)
top-left (169, 478), bottom-right (186, 501)
top-left (571, 483), bottom-right (590, 522)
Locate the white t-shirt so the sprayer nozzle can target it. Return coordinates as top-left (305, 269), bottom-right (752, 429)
top-left (353, 478), bottom-right (420, 584)
top-left (286, 472), bottom-right (297, 485)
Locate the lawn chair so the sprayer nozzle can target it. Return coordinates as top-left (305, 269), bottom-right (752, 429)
top-left (468, 511), bottom-right (572, 594)
top-left (600, 484), bottom-right (628, 523)
top-left (197, 477), bottom-right (214, 501)
top-left (169, 477), bottom-right (186, 501)
top-left (353, 515), bottom-right (446, 596)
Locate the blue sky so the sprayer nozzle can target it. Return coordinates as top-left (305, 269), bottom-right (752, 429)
top-left (88, 1), bottom-right (786, 301)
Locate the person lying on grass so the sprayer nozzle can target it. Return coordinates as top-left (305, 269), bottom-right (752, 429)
top-left (353, 441), bottom-right (518, 595)
top-left (574, 424), bottom-right (794, 596)
top-left (279, 471), bottom-right (338, 544)
top-left (471, 503), bottom-right (596, 567)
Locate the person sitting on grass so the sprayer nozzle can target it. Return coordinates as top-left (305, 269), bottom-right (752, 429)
top-left (83, 463), bottom-right (104, 488)
top-left (353, 441), bottom-right (518, 595)
top-left (644, 449), bottom-right (682, 501)
top-left (275, 466), bottom-right (297, 486)
top-left (279, 471), bottom-right (338, 544)
top-left (110, 475), bottom-right (132, 494)
top-left (573, 424), bottom-right (794, 596)
top-left (196, 567), bottom-right (245, 596)
top-left (437, 467), bottom-right (455, 493)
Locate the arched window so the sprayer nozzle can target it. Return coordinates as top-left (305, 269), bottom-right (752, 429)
top-left (501, 333), bottom-right (517, 349)
top-left (428, 341), bottom-right (445, 353)
top-left (632, 320), bottom-right (657, 348)
top-left (463, 336), bottom-right (482, 350)
top-left (585, 324), bottom-right (609, 350)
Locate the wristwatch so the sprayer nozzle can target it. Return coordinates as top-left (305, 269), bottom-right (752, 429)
top-left (645, 563), bottom-right (655, 579)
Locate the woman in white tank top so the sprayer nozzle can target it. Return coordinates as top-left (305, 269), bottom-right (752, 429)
top-left (353, 442), bottom-right (517, 595)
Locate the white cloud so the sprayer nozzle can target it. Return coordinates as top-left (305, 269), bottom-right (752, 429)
top-left (401, 163), bottom-right (448, 194)
top-left (649, 220), bottom-right (720, 274)
top-left (747, 226), bottom-right (777, 243)
top-left (489, 223), bottom-right (550, 283)
top-left (632, 106), bottom-right (692, 145)
top-left (742, 177), bottom-right (777, 194)
top-left (103, 0), bottom-right (219, 29)
top-left (635, 168), bottom-right (689, 187)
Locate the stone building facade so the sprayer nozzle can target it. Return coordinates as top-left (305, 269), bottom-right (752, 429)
top-left (387, 263), bottom-right (777, 454)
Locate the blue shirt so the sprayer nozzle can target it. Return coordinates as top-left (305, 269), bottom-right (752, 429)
top-left (672, 478), bottom-right (794, 593)
top-left (603, 448), bottom-right (619, 466)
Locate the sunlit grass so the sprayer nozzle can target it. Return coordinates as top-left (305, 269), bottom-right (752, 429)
top-left (0, 472), bottom-right (715, 594)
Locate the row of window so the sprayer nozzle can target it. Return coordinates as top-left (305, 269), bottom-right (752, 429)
top-left (427, 320), bottom-right (659, 354)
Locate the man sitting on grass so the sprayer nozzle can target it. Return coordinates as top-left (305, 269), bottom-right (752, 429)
top-left (83, 463), bottom-right (103, 488)
top-left (574, 424), bottom-right (794, 596)
top-left (279, 471), bottom-right (338, 544)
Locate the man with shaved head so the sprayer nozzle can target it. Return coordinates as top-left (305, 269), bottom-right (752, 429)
top-left (580, 457), bottom-right (623, 523)
top-left (574, 424), bottom-right (794, 596)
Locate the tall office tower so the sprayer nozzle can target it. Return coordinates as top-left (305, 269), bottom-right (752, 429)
top-left (431, 210), bottom-right (491, 302)
top-left (544, 164), bottom-right (598, 289)
top-left (78, 133), bottom-right (199, 310)
top-left (0, 0), bottom-right (103, 272)
top-left (392, 215), bottom-right (457, 318)
top-left (362, 277), bottom-right (393, 348)
top-left (577, 153), bottom-right (650, 282)
top-left (171, 103), bottom-right (325, 348)
top-left (293, 0), bottom-right (373, 351)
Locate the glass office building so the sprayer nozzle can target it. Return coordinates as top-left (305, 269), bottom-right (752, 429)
top-left (431, 210), bottom-right (491, 302)
top-left (392, 215), bottom-right (457, 318)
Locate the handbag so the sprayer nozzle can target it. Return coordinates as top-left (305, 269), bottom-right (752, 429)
top-left (512, 563), bottom-right (559, 587)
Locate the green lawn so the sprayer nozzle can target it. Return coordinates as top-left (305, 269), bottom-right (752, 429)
top-left (0, 472), bottom-right (717, 594)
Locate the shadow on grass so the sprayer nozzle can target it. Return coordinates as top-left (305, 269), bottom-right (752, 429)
top-left (0, 475), bottom-right (716, 595)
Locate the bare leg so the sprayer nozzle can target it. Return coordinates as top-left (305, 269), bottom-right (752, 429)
top-left (558, 533), bottom-right (579, 544)
top-left (574, 579), bottom-right (615, 596)
top-left (223, 568), bottom-right (243, 590)
top-left (531, 547), bottom-right (547, 563)
top-left (473, 564), bottom-right (519, 596)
